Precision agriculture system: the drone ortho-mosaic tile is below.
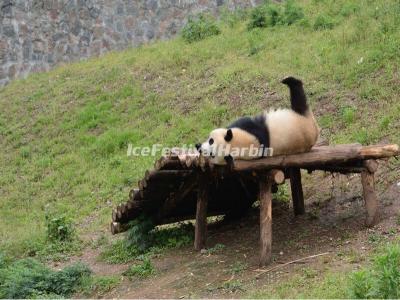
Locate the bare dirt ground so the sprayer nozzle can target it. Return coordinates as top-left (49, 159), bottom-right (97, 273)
top-left (66, 163), bottom-right (400, 298)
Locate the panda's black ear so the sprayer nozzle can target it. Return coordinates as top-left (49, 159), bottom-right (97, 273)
top-left (224, 129), bottom-right (233, 142)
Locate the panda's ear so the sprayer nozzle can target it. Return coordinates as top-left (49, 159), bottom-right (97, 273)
top-left (224, 129), bottom-right (233, 142)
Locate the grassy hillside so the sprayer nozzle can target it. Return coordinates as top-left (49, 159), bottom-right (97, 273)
top-left (1, 0), bottom-right (399, 262)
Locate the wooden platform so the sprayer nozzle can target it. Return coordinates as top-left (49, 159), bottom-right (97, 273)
top-left (111, 143), bottom-right (399, 266)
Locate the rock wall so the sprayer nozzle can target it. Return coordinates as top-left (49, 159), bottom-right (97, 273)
top-left (0, 0), bottom-right (260, 86)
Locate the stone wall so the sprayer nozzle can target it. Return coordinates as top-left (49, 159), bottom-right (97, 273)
top-left (0, 0), bottom-right (260, 86)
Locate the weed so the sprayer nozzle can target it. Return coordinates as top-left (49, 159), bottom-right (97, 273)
top-left (227, 262), bottom-right (247, 274)
top-left (206, 243), bottom-right (226, 254)
top-left (45, 213), bottom-right (75, 242)
top-left (123, 258), bottom-right (155, 279)
top-left (181, 15), bottom-right (220, 43)
top-left (80, 275), bottom-right (120, 296)
top-left (247, 5), bottom-right (268, 29)
top-left (0, 258), bottom-right (91, 298)
top-left (314, 14), bottom-right (336, 30)
top-left (125, 215), bottom-right (155, 253)
top-left (101, 222), bottom-right (194, 264)
top-left (341, 107), bottom-right (356, 125)
top-left (99, 239), bottom-right (138, 264)
top-left (221, 280), bottom-right (244, 293)
top-left (348, 244), bottom-right (400, 298)
top-left (302, 267), bottom-right (318, 279)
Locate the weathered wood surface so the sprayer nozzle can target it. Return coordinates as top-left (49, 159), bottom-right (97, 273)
top-left (259, 172), bottom-right (273, 266)
top-left (289, 168), bottom-right (305, 216)
top-left (361, 169), bottom-right (379, 227)
top-left (233, 144), bottom-right (399, 171)
top-left (194, 175), bottom-right (209, 250)
top-left (111, 144), bottom-right (399, 234)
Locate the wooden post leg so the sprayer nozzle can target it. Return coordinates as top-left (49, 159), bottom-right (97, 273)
top-left (361, 169), bottom-right (378, 227)
top-left (194, 175), bottom-right (209, 250)
top-left (289, 168), bottom-right (305, 215)
top-left (259, 172), bottom-right (273, 266)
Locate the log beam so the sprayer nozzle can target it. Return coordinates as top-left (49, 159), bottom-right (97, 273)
top-left (194, 174), bottom-right (209, 250)
top-left (289, 168), bottom-right (305, 216)
top-left (259, 172), bottom-right (273, 266)
top-left (361, 169), bottom-right (379, 227)
top-left (233, 144), bottom-right (399, 171)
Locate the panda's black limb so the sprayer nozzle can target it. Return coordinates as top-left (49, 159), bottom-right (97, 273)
top-left (281, 76), bottom-right (309, 116)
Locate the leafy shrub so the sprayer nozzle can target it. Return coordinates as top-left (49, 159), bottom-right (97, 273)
top-left (314, 14), bottom-right (336, 30)
top-left (101, 220), bottom-right (194, 264)
top-left (247, 6), bottom-right (268, 29)
top-left (123, 259), bottom-right (155, 279)
top-left (348, 244), bottom-right (400, 298)
top-left (125, 216), bottom-right (194, 254)
top-left (281, 0), bottom-right (305, 25)
top-left (45, 213), bottom-right (75, 242)
top-left (79, 275), bottom-right (120, 296)
top-left (181, 15), bottom-right (220, 43)
top-left (247, 1), bottom-right (304, 30)
top-left (125, 215), bottom-right (155, 253)
top-left (0, 258), bottom-right (91, 298)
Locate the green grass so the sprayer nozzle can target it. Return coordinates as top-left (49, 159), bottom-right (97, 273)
top-left (0, 0), bottom-right (399, 265)
top-left (122, 258), bottom-right (155, 279)
top-left (0, 258), bottom-right (91, 298)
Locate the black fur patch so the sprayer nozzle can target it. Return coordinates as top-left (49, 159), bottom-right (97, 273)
top-left (281, 76), bottom-right (309, 116)
top-left (228, 114), bottom-right (270, 151)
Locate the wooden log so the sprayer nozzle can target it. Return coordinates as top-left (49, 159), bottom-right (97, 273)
top-left (145, 170), bottom-right (192, 181)
top-left (110, 222), bottom-right (129, 235)
top-left (361, 170), bottom-right (379, 227)
top-left (270, 169), bottom-right (285, 184)
top-left (364, 159), bottom-right (378, 173)
top-left (112, 209), bottom-right (118, 222)
top-left (233, 144), bottom-right (399, 171)
top-left (289, 168), bottom-right (305, 216)
top-left (259, 172), bottom-right (273, 266)
top-left (194, 174), bottom-right (209, 251)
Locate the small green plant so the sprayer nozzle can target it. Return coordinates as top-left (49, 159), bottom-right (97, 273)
top-left (0, 258), bottom-right (91, 298)
top-left (228, 262), bottom-right (247, 274)
top-left (314, 14), bottom-right (336, 30)
top-left (368, 233), bottom-right (383, 244)
top-left (348, 244), bottom-right (400, 298)
top-left (181, 15), bottom-right (220, 43)
top-left (273, 185), bottom-right (290, 203)
top-left (125, 215), bottom-right (155, 253)
top-left (341, 107), bottom-right (356, 125)
top-left (248, 1), bottom-right (304, 30)
top-left (247, 5), bottom-right (268, 29)
top-left (221, 280), bottom-right (244, 293)
top-left (282, 0), bottom-right (304, 25)
top-left (100, 239), bottom-right (138, 264)
top-left (123, 258), bottom-right (155, 279)
top-left (206, 243), bottom-right (225, 254)
top-left (80, 275), bottom-right (120, 296)
top-left (45, 213), bottom-right (75, 242)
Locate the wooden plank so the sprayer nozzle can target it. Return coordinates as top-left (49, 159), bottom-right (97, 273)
top-left (233, 144), bottom-right (399, 171)
top-left (194, 174), bottom-right (209, 250)
top-left (259, 172), bottom-right (273, 266)
top-left (361, 170), bottom-right (379, 227)
top-left (289, 168), bottom-right (305, 215)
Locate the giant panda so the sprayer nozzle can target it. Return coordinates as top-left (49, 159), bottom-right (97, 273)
top-left (196, 76), bottom-right (319, 165)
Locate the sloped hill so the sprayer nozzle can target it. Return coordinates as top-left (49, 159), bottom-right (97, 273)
top-left (0, 1), bottom-right (399, 296)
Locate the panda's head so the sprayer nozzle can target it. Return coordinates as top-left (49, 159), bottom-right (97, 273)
top-left (195, 128), bottom-right (233, 165)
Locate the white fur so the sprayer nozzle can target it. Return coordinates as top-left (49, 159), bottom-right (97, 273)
top-left (200, 108), bottom-right (319, 165)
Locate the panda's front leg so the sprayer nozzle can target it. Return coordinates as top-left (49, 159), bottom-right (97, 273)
top-left (224, 155), bottom-right (234, 171)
